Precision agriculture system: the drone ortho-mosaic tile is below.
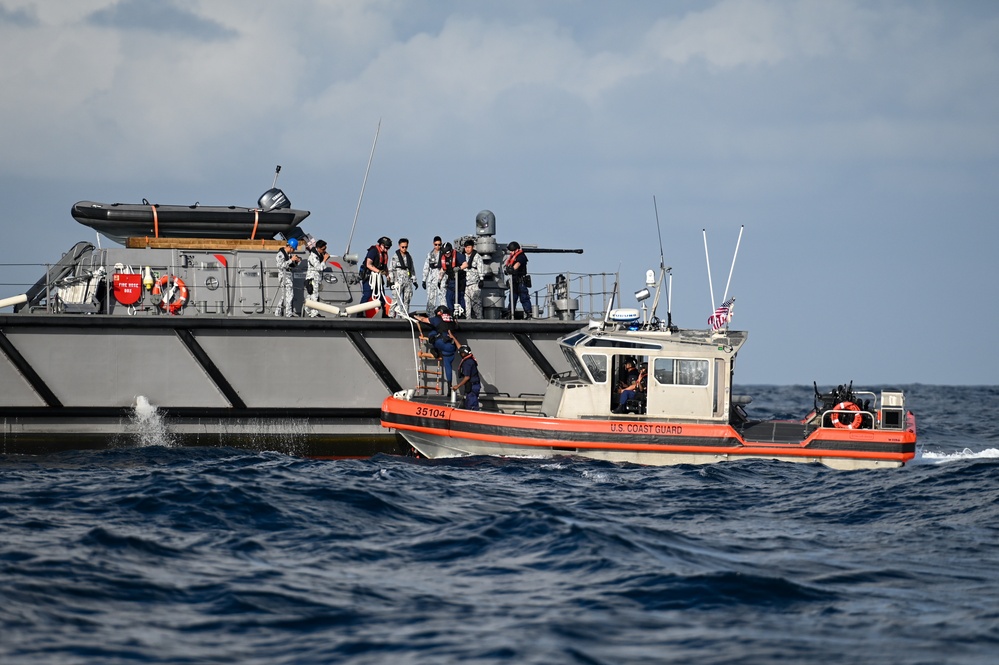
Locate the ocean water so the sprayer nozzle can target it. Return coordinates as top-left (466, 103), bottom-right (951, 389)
top-left (1, 385), bottom-right (998, 665)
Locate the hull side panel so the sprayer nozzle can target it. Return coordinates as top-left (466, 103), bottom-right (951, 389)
top-left (0, 317), bottom-right (579, 453)
top-left (6, 327), bottom-right (229, 408)
top-left (194, 329), bottom-right (389, 408)
top-left (0, 345), bottom-right (47, 407)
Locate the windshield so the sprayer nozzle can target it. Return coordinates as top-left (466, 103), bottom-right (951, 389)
top-left (560, 346), bottom-right (592, 383)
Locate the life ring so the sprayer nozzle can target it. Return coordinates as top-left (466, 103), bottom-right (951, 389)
top-left (830, 401), bottom-right (862, 429)
top-left (152, 275), bottom-right (188, 314)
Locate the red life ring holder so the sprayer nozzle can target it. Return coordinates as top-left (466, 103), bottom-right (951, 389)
top-left (830, 401), bottom-right (862, 429)
top-left (152, 275), bottom-right (188, 314)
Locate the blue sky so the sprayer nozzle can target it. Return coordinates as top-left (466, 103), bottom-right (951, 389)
top-left (1, 0), bottom-right (996, 385)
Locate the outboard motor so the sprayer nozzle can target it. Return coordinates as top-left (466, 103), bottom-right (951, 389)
top-left (257, 188), bottom-right (291, 211)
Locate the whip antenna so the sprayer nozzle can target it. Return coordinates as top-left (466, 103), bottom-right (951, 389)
top-left (703, 229), bottom-right (716, 315)
top-left (721, 225), bottom-right (744, 304)
top-left (344, 118), bottom-right (381, 258)
top-left (650, 196), bottom-right (673, 328)
top-left (602, 263), bottom-right (622, 325)
top-left (653, 196), bottom-right (666, 273)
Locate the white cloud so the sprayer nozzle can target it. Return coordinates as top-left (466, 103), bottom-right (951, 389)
top-left (2, 0), bottom-right (999, 382)
top-left (4, 0), bottom-right (997, 182)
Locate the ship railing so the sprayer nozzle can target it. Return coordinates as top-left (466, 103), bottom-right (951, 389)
top-left (0, 262), bottom-right (44, 311)
top-left (2, 255), bottom-right (622, 320)
top-left (0, 249), bottom-right (108, 314)
top-left (549, 370), bottom-right (589, 389)
top-left (528, 270), bottom-right (619, 320)
top-left (480, 391), bottom-right (545, 416)
top-left (819, 390), bottom-right (879, 430)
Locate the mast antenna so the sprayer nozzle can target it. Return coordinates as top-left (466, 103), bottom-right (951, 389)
top-left (703, 228), bottom-right (715, 316)
top-left (650, 196), bottom-right (674, 330)
top-left (721, 225), bottom-right (744, 304)
top-left (344, 118), bottom-right (381, 258)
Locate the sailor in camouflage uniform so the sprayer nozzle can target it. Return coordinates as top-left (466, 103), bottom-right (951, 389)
top-left (389, 238), bottom-right (418, 318)
top-left (304, 239), bottom-right (328, 317)
top-left (422, 236), bottom-right (443, 315)
top-left (274, 237), bottom-right (300, 317)
top-left (459, 238), bottom-right (485, 319)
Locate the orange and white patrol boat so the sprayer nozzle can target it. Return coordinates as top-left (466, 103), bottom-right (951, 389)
top-left (381, 265), bottom-right (917, 470)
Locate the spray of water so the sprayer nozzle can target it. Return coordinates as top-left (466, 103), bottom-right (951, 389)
top-left (130, 395), bottom-right (176, 447)
top-left (913, 447), bottom-right (999, 464)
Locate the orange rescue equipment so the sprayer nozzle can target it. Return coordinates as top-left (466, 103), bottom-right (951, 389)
top-left (152, 275), bottom-right (188, 314)
top-left (830, 401), bottom-right (862, 429)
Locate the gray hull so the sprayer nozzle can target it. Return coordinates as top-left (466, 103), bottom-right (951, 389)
top-left (1, 196), bottom-right (604, 456)
top-left (0, 315), bottom-right (581, 455)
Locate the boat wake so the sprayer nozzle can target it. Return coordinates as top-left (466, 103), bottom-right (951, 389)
top-left (128, 396), bottom-right (176, 448)
top-left (913, 447), bottom-right (999, 464)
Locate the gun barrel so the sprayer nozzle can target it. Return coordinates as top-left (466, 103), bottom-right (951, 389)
top-left (522, 248), bottom-right (584, 254)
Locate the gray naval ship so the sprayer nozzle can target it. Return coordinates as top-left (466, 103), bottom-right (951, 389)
top-left (0, 184), bottom-right (613, 456)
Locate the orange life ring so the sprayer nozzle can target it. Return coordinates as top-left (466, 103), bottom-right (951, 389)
top-left (830, 401), bottom-right (862, 429)
top-left (151, 275), bottom-right (188, 314)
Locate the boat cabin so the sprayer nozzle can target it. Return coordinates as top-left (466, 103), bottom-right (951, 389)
top-left (542, 323), bottom-right (749, 423)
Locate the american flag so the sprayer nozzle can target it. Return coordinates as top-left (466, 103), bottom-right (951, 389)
top-left (708, 298), bottom-right (735, 331)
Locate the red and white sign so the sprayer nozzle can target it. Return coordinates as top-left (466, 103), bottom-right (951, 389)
top-left (112, 273), bottom-right (143, 305)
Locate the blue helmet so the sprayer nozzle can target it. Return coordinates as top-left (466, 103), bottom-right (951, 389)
top-left (287, 237), bottom-right (299, 250)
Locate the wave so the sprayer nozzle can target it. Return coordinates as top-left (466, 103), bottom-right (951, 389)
top-left (914, 447), bottom-right (999, 463)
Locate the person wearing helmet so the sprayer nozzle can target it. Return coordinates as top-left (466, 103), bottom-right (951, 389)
top-left (414, 305), bottom-right (459, 386)
top-left (454, 344), bottom-right (481, 410)
top-left (422, 236), bottom-right (444, 315)
top-left (360, 236), bottom-right (392, 317)
top-left (273, 236), bottom-right (301, 317)
top-left (503, 240), bottom-right (532, 319)
top-left (437, 241), bottom-right (460, 315)
top-left (304, 239), bottom-right (329, 317)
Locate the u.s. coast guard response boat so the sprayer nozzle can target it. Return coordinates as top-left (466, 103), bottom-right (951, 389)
top-left (381, 242), bottom-right (917, 470)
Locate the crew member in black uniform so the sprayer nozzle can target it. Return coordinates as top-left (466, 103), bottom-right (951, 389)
top-left (414, 305), bottom-right (459, 386)
top-left (360, 236), bottom-right (391, 315)
top-left (504, 241), bottom-right (532, 318)
top-left (454, 345), bottom-right (481, 410)
top-left (614, 358), bottom-right (640, 414)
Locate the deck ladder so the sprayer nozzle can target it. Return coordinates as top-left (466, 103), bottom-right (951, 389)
top-left (416, 334), bottom-right (444, 395)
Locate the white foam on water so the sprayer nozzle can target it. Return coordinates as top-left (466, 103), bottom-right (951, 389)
top-left (912, 447), bottom-right (999, 464)
top-left (129, 395), bottom-right (176, 447)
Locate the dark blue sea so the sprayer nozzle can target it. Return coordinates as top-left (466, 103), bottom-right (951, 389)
top-left (2, 385), bottom-right (998, 664)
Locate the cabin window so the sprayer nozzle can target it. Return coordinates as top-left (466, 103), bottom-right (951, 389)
top-left (678, 359), bottom-right (708, 386)
top-left (713, 358), bottom-right (725, 416)
top-left (652, 358), bottom-right (709, 386)
top-left (582, 354), bottom-right (607, 383)
top-left (561, 348), bottom-right (591, 383)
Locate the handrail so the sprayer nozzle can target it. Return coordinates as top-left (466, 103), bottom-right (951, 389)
top-left (820, 407), bottom-right (878, 430)
top-left (2, 255), bottom-right (621, 321)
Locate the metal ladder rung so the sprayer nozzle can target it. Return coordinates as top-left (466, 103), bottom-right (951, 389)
top-left (416, 333), bottom-right (444, 394)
